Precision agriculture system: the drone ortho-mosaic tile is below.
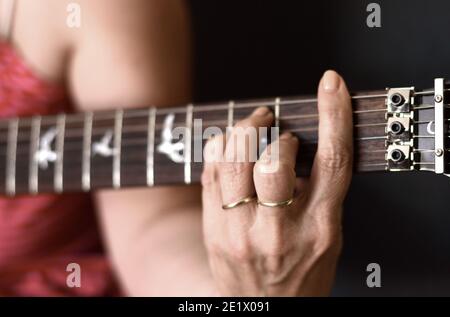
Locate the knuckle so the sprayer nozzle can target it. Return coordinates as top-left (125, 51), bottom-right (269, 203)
top-left (313, 232), bottom-right (343, 259)
top-left (227, 239), bottom-right (254, 263)
top-left (320, 97), bottom-right (350, 119)
top-left (254, 160), bottom-right (293, 179)
top-left (205, 234), bottom-right (254, 263)
top-left (220, 162), bottom-right (253, 178)
top-left (317, 143), bottom-right (352, 172)
top-left (255, 160), bottom-right (293, 181)
top-left (308, 220), bottom-right (343, 258)
top-left (323, 103), bottom-right (345, 120)
top-left (260, 237), bottom-right (289, 259)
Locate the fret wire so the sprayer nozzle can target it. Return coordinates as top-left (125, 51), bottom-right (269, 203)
top-left (147, 108), bottom-right (156, 187)
top-left (113, 110), bottom-right (123, 189)
top-left (29, 116), bottom-right (41, 194)
top-left (185, 104), bottom-right (194, 184)
top-left (54, 114), bottom-right (66, 193)
top-left (275, 97), bottom-right (281, 128)
top-left (82, 112), bottom-right (93, 192)
top-left (228, 101), bottom-right (234, 128)
top-left (6, 118), bottom-right (18, 196)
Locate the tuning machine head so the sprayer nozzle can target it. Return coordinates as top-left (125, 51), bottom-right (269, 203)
top-left (387, 145), bottom-right (412, 171)
top-left (387, 88), bottom-right (414, 114)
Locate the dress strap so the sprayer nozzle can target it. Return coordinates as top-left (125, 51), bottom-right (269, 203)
top-left (0, 0), bottom-right (17, 41)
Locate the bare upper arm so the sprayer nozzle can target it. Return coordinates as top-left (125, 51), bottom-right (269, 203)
top-left (69, 0), bottom-right (192, 110)
top-left (66, 0), bottom-right (202, 292)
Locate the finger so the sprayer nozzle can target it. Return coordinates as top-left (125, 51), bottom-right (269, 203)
top-left (252, 133), bottom-right (299, 259)
top-left (254, 132), bottom-right (299, 208)
top-left (219, 107), bottom-right (273, 208)
top-left (310, 70), bottom-right (353, 208)
top-left (202, 134), bottom-right (226, 242)
top-left (202, 133), bottom-right (226, 202)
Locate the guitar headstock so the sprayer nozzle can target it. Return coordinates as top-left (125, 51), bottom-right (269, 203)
top-left (386, 78), bottom-right (449, 177)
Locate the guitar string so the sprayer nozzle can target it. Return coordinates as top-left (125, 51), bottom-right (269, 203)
top-left (0, 105), bottom-right (388, 129)
top-left (0, 91), bottom-right (443, 168)
top-left (0, 120), bottom-right (441, 153)
top-left (0, 115), bottom-right (442, 155)
top-left (0, 117), bottom-right (442, 161)
top-left (0, 103), bottom-right (442, 143)
top-left (0, 110), bottom-right (389, 142)
top-left (0, 122), bottom-right (440, 148)
top-left (7, 160), bottom-right (447, 190)
top-left (0, 133), bottom-right (443, 157)
top-left (0, 102), bottom-right (442, 146)
top-left (0, 93), bottom-right (387, 125)
top-left (0, 88), bottom-right (443, 128)
top-left (0, 120), bottom-right (387, 143)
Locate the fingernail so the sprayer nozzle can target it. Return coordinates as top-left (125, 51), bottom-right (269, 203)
top-left (252, 107), bottom-right (271, 116)
top-left (322, 70), bottom-right (340, 93)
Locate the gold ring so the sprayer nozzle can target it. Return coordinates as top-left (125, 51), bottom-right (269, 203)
top-left (222, 195), bottom-right (257, 210)
top-left (257, 197), bottom-right (294, 208)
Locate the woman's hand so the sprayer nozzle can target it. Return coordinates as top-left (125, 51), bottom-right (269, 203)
top-left (201, 70), bottom-right (353, 296)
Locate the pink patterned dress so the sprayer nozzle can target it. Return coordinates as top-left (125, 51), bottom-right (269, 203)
top-left (0, 42), bottom-right (118, 296)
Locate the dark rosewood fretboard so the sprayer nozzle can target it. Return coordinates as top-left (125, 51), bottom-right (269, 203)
top-left (0, 88), bottom-right (444, 196)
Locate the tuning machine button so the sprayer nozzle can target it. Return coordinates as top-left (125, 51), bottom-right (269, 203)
top-left (387, 117), bottom-right (411, 142)
top-left (387, 88), bottom-right (414, 114)
top-left (387, 145), bottom-right (412, 171)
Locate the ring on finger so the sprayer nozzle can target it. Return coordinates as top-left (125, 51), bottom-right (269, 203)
top-left (222, 195), bottom-right (257, 210)
top-left (257, 197), bottom-right (295, 208)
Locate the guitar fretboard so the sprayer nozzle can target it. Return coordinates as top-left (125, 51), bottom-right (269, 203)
top-left (0, 89), bottom-right (443, 196)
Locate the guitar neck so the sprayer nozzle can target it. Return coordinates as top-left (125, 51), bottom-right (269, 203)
top-left (0, 82), bottom-right (447, 196)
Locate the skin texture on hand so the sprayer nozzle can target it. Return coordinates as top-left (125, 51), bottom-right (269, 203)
top-left (202, 70), bottom-right (353, 296)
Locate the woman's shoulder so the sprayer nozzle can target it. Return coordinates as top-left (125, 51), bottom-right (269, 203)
top-left (12, 0), bottom-right (189, 86)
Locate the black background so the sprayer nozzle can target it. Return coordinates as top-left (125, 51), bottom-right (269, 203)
top-left (190, 0), bottom-right (450, 296)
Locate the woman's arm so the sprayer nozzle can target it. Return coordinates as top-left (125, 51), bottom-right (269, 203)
top-left (68, 0), bottom-right (215, 296)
